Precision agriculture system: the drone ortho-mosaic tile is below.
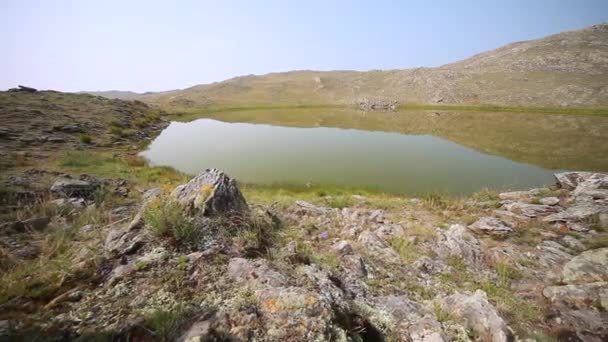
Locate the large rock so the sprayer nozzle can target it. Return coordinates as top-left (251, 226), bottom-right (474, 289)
top-left (543, 282), bottom-right (607, 310)
top-left (435, 224), bottom-right (483, 268)
top-left (562, 248), bottom-right (608, 284)
top-left (554, 172), bottom-right (595, 190)
top-left (543, 202), bottom-right (606, 224)
top-left (367, 296), bottom-right (445, 341)
top-left (228, 257), bottom-right (288, 288)
top-left (438, 290), bottom-right (512, 342)
top-left (50, 177), bottom-right (98, 198)
top-left (502, 202), bottom-right (557, 218)
top-left (171, 168), bottom-right (248, 216)
top-left (468, 217), bottom-right (514, 235)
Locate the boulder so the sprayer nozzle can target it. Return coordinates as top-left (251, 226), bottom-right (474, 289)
top-left (435, 224), bottom-right (483, 268)
top-left (293, 200), bottom-right (329, 216)
top-left (7, 216), bottom-right (51, 232)
top-left (543, 202), bottom-right (605, 224)
top-left (543, 282), bottom-right (607, 310)
top-left (171, 168), bottom-right (248, 216)
top-left (554, 172), bottom-right (595, 190)
top-left (50, 178), bottom-right (98, 199)
top-left (104, 228), bottom-right (146, 257)
top-left (438, 290), bottom-right (512, 342)
top-left (368, 296), bottom-right (445, 341)
top-left (562, 248), bottom-right (608, 284)
top-left (469, 217), bottom-right (514, 235)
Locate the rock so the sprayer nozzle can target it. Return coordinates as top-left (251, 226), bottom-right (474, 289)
top-left (341, 254), bottom-right (368, 278)
top-left (540, 197), bottom-right (560, 206)
top-left (104, 228), bottom-right (146, 257)
top-left (106, 263), bottom-right (135, 286)
top-left (18, 85), bottom-right (37, 92)
top-left (503, 202), bottom-right (557, 218)
top-left (136, 247), bottom-right (168, 266)
top-left (0, 320), bottom-right (10, 336)
top-left (332, 240), bottom-right (353, 256)
top-left (469, 217), bottom-right (514, 235)
top-left (180, 320), bottom-right (212, 342)
top-left (554, 172), bottom-right (595, 190)
top-left (171, 168), bottom-right (248, 216)
top-left (566, 222), bottom-right (590, 232)
top-left (47, 136), bottom-right (66, 143)
top-left (374, 224), bottom-right (405, 240)
top-left (358, 98), bottom-right (397, 111)
top-left (543, 202), bottom-right (605, 224)
top-left (368, 296), bottom-right (445, 341)
top-left (413, 256), bottom-right (446, 275)
top-left (358, 230), bottom-right (389, 249)
top-left (439, 290), bottom-right (512, 342)
top-left (228, 258), bottom-right (287, 288)
top-left (79, 224), bottom-right (95, 233)
top-left (560, 235), bottom-right (585, 252)
top-left (8, 216), bottom-right (51, 232)
top-left (562, 248), bottom-right (608, 284)
top-left (293, 200), bottom-right (329, 216)
top-left (543, 282), bottom-right (607, 310)
top-left (435, 224), bottom-right (483, 268)
top-left (143, 187), bottom-right (162, 200)
top-left (50, 178), bottom-right (98, 199)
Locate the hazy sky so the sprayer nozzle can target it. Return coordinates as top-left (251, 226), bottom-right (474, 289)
top-left (1, 0), bottom-right (607, 92)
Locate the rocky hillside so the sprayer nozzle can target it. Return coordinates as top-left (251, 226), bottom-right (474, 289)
top-left (1, 163), bottom-right (607, 340)
top-left (0, 87), bottom-right (167, 170)
top-left (131, 23), bottom-right (608, 109)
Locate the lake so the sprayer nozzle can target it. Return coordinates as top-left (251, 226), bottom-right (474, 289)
top-left (140, 109), bottom-right (608, 195)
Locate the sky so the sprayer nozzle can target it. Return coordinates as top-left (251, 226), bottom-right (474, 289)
top-left (1, 0), bottom-right (607, 92)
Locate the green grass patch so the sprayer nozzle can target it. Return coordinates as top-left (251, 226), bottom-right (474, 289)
top-left (397, 103), bottom-right (608, 116)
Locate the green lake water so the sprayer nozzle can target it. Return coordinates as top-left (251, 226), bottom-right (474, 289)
top-left (140, 109), bottom-right (608, 194)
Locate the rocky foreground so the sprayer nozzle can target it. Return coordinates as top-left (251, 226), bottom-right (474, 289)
top-left (0, 169), bottom-right (607, 341)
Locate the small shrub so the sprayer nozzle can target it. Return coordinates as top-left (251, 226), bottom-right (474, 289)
top-left (109, 126), bottom-right (123, 136)
top-left (494, 261), bottom-right (522, 286)
top-left (79, 133), bottom-right (92, 144)
top-left (144, 198), bottom-right (198, 244)
top-left (324, 196), bottom-right (355, 208)
top-left (432, 303), bottom-right (454, 323)
top-left (144, 306), bottom-right (189, 342)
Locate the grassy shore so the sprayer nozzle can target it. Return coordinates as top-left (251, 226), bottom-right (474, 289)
top-left (169, 103), bottom-right (608, 122)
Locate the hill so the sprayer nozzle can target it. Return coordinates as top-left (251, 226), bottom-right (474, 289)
top-left (137, 23), bottom-right (608, 110)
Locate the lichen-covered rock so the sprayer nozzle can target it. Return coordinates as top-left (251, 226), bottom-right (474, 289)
top-left (540, 197), bottom-right (560, 206)
top-left (50, 177), bottom-right (98, 198)
top-left (228, 257), bottom-right (288, 288)
top-left (367, 296), bottom-right (445, 341)
top-left (435, 224), bottom-right (483, 268)
top-left (438, 290), bottom-right (512, 342)
top-left (555, 172), bottom-right (595, 190)
top-left (503, 202), bottom-right (558, 218)
top-left (332, 240), bottom-right (353, 256)
top-left (562, 248), bottom-right (608, 284)
top-left (171, 168), bottom-right (248, 216)
top-left (543, 202), bottom-right (606, 224)
top-left (104, 228), bottom-right (146, 257)
top-left (469, 217), bottom-right (514, 235)
top-left (543, 282), bottom-right (607, 310)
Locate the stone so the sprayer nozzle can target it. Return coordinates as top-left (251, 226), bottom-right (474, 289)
top-left (468, 217), bottom-right (514, 235)
top-left (106, 263), bottom-right (135, 286)
top-left (439, 290), bottom-right (512, 342)
top-left (368, 296), bottom-right (445, 341)
top-left (9, 216), bottom-right (51, 232)
top-left (562, 248), bottom-right (608, 284)
top-left (503, 202), bottom-right (557, 218)
top-left (554, 172), bottom-right (595, 190)
top-left (180, 320), bottom-right (212, 342)
top-left (79, 224), bottom-right (95, 233)
top-left (104, 228), bottom-right (146, 257)
top-left (228, 257), bottom-right (287, 288)
top-left (358, 98), bottom-right (397, 111)
top-left (332, 240), bottom-right (353, 256)
top-left (50, 177), bottom-right (98, 199)
top-left (341, 254), bottom-right (368, 278)
top-left (0, 320), bottom-right (10, 336)
top-left (143, 187), bottom-right (162, 200)
top-left (543, 202), bottom-right (605, 224)
top-left (171, 168), bottom-right (248, 216)
top-left (293, 200), bottom-right (328, 216)
top-left (560, 235), bottom-right (585, 252)
top-left (540, 197), bottom-right (560, 206)
top-left (435, 224), bottom-right (483, 268)
top-left (374, 224), bottom-right (406, 240)
top-left (543, 282), bottom-right (607, 310)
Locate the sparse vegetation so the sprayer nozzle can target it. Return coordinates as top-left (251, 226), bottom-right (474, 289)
top-left (144, 197), bottom-right (198, 243)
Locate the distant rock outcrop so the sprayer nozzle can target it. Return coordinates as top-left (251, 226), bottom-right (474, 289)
top-left (358, 98), bottom-right (397, 111)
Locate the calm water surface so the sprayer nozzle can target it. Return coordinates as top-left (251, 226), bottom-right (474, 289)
top-left (138, 108), bottom-right (608, 194)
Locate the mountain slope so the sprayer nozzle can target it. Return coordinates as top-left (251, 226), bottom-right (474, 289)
top-left (140, 23), bottom-right (608, 109)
